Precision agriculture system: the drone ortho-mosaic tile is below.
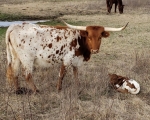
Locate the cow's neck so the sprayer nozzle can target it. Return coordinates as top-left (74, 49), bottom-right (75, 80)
top-left (75, 36), bottom-right (91, 61)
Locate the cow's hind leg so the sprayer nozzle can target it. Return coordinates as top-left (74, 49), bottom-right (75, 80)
top-left (106, 0), bottom-right (111, 13)
top-left (21, 58), bottom-right (39, 94)
top-left (108, 2), bottom-right (113, 13)
top-left (6, 59), bottom-right (20, 93)
top-left (57, 64), bottom-right (66, 91)
top-left (25, 72), bottom-right (39, 94)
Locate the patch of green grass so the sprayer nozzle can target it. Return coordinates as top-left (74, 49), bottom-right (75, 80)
top-left (0, 13), bottom-right (23, 21)
top-left (0, 12), bottom-right (53, 21)
top-left (0, 27), bottom-right (7, 38)
top-left (37, 20), bottom-right (88, 26)
top-left (79, 93), bottom-right (92, 101)
top-left (37, 20), bottom-right (64, 26)
top-left (64, 20), bottom-right (87, 26)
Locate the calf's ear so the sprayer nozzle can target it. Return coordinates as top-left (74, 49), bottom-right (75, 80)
top-left (118, 76), bottom-right (125, 81)
top-left (108, 73), bottom-right (112, 77)
top-left (102, 31), bottom-right (109, 38)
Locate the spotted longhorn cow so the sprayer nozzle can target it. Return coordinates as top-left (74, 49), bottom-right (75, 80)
top-left (6, 21), bottom-right (128, 94)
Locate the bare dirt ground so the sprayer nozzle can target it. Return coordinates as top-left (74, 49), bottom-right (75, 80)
top-left (0, 0), bottom-right (150, 120)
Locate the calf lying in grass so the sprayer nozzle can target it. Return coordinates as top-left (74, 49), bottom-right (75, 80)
top-left (109, 74), bottom-right (140, 94)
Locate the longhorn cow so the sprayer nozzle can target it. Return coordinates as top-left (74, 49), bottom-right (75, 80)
top-left (6, 20), bottom-right (128, 94)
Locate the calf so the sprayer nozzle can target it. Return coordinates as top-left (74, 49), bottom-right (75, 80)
top-left (109, 74), bottom-right (140, 94)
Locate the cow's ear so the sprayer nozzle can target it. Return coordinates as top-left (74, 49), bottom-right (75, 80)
top-left (80, 31), bottom-right (88, 37)
top-left (102, 31), bottom-right (109, 38)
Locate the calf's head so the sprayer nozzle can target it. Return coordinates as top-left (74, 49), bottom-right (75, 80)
top-left (109, 73), bottom-right (129, 85)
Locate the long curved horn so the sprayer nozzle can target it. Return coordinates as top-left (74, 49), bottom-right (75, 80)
top-left (62, 20), bottom-right (86, 31)
top-left (104, 22), bottom-right (129, 31)
top-left (62, 20), bottom-right (128, 31)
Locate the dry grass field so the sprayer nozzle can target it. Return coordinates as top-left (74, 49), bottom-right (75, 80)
top-left (0, 0), bottom-right (150, 120)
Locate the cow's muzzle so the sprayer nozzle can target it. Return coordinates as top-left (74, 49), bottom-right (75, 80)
top-left (91, 49), bottom-right (99, 54)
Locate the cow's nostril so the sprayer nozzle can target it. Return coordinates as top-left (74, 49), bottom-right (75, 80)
top-left (91, 49), bottom-right (98, 54)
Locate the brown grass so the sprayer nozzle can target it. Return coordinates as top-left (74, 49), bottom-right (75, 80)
top-left (0, 0), bottom-right (150, 120)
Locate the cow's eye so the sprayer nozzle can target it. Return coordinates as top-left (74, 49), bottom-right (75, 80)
top-left (88, 38), bottom-right (91, 42)
top-left (98, 37), bottom-right (101, 40)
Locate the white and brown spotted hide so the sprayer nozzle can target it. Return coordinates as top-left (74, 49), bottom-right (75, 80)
top-left (109, 74), bottom-right (140, 94)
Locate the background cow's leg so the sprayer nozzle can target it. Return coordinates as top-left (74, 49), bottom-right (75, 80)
top-left (114, 3), bottom-right (118, 13)
top-left (106, 0), bottom-right (110, 13)
top-left (109, 3), bottom-right (113, 13)
top-left (57, 64), bottom-right (66, 91)
top-left (72, 66), bottom-right (80, 87)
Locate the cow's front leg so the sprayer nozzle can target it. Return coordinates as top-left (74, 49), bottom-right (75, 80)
top-left (57, 64), bottom-right (66, 91)
top-left (73, 66), bottom-right (80, 87)
top-left (115, 3), bottom-right (117, 13)
top-left (108, 2), bottom-right (113, 13)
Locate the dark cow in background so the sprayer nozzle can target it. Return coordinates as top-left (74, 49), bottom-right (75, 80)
top-left (6, 20), bottom-right (128, 94)
top-left (106, 0), bottom-right (124, 14)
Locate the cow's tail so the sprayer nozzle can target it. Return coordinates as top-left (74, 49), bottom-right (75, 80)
top-left (5, 26), bottom-right (13, 66)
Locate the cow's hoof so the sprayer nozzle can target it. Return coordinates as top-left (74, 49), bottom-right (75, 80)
top-left (15, 87), bottom-right (38, 95)
top-left (57, 84), bottom-right (62, 92)
top-left (36, 89), bottom-right (40, 93)
top-left (57, 87), bottom-right (62, 92)
top-left (15, 87), bottom-right (28, 94)
top-left (33, 89), bottom-right (40, 94)
top-left (57, 89), bottom-right (62, 93)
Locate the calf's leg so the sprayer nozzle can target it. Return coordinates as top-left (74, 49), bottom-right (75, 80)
top-left (117, 88), bottom-right (128, 93)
